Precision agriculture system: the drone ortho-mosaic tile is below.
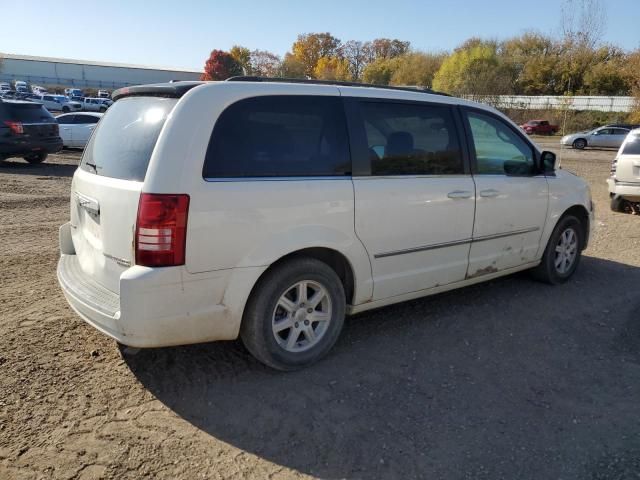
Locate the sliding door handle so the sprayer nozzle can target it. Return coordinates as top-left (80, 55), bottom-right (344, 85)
top-left (479, 189), bottom-right (500, 198)
top-left (447, 190), bottom-right (473, 199)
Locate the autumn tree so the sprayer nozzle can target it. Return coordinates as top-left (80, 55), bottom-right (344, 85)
top-left (281, 52), bottom-right (306, 78)
top-left (362, 57), bottom-right (399, 85)
top-left (433, 43), bottom-right (513, 97)
top-left (370, 38), bottom-right (410, 60)
top-left (229, 45), bottom-right (252, 75)
top-left (625, 50), bottom-right (640, 123)
top-left (342, 40), bottom-right (370, 81)
top-left (390, 52), bottom-right (445, 88)
top-left (314, 56), bottom-right (350, 81)
top-left (500, 32), bottom-right (562, 94)
top-left (582, 46), bottom-right (630, 95)
top-left (291, 33), bottom-right (341, 77)
top-left (201, 50), bottom-right (243, 81)
top-left (250, 50), bottom-right (282, 77)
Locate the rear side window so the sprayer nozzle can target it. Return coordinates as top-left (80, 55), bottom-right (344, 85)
top-left (622, 136), bottom-right (640, 155)
top-left (80, 97), bottom-right (176, 181)
top-left (358, 101), bottom-right (463, 176)
top-left (203, 96), bottom-right (350, 178)
top-left (74, 114), bottom-right (99, 124)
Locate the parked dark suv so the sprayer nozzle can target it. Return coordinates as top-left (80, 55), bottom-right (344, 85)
top-left (0, 99), bottom-right (62, 163)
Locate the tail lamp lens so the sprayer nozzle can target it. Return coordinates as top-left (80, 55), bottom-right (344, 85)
top-left (135, 193), bottom-right (189, 267)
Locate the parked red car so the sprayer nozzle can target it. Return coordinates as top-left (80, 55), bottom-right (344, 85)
top-left (520, 120), bottom-right (559, 135)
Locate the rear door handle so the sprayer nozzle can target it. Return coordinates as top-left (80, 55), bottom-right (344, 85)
top-left (447, 190), bottom-right (473, 199)
top-left (74, 191), bottom-right (100, 216)
top-left (479, 189), bottom-right (500, 198)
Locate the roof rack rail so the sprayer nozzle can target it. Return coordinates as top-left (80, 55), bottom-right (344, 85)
top-left (225, 76), bottom-right (450, 96)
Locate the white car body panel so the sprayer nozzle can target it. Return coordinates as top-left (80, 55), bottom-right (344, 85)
top-left (58, 81), bottom-right (594, 349)
top-left (353, 176), bottom-right (475, 300)
top-left (57, 113), bottom-right (101, 148)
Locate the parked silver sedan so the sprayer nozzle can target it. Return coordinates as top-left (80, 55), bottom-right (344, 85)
top-left (561, 126), bottom-right (630, 149)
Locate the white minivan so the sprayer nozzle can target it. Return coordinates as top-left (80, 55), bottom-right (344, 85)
top-left (608, 128), bottom-right (640, 214)
top-left (57, 79), bottom-right (594, 370)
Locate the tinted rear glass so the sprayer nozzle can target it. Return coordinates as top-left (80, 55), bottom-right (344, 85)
top-left (204, 95), bottom-right (351, 178)
top-left (622, 136), bottom-right (640, 155)
top-left (1, 102), bottom-right (54, 122)
top-left (80, 97), bottom-right (176, 181)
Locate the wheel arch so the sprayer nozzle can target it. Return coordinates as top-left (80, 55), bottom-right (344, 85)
top-left (561, 204), bottom-right (590, 250)
top-left (248, 247), bottom-right (356, 307)
top-left (573, 137), bottom-right (587, 148)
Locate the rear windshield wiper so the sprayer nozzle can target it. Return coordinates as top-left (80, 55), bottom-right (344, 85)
top-left (84, 161), bottom-right (98, 173)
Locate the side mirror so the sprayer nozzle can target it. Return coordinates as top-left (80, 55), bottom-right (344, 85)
top-left (540, 150), bottom-right (556, 173)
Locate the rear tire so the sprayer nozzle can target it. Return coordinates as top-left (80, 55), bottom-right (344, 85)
top-left (572, 138), bottom-right (587, 149)
top-left (531, 215), bottom-right (584, 284)
top-left (611, 195), bottom-right (633, 214)
top-left (240, 257), bottom-right (346, 370)
top-left (23, 152), bottom-right (48, 164)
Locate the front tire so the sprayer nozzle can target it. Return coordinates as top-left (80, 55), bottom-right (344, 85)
top-left (241, 257), bottom-right (346, 370)
top-left (23, 152), bottom-right (48, 164)
top-left (572, 138), bottom-right (587, 149)
top-left (62, 106), bottom-right (70, 113)
top-left (531, 215), bottom-right (584, 284)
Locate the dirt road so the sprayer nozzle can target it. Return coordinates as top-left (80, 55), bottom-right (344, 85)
top-left (1, 140), bottom-right (639, 479)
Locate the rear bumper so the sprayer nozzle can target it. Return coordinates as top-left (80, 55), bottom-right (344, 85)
top-left (0, 137), bottom-right (63, 156)
top-left (57, 223), bottom-right (265, 348)
top-left (607, 178), bottom-right (640, 202)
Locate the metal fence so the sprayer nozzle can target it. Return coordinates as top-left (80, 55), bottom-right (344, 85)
top-left (468, 95), bottom-right (636, 113)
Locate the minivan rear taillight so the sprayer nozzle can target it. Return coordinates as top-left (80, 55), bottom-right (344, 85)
top-left (3, 121), bottom-right (24, 134)
top-left (135, 193), bottom-right (189, 267)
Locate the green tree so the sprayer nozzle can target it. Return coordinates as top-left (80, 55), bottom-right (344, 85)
top-left (389, 52), bottom-right (445, 88)
top-left (291, 33), bottom-right (341, 77)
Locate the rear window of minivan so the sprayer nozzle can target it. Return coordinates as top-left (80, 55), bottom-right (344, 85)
top-left (622, 136), bottom-right (640, 155)
top-left (0, 102), bottom-right (54, 122)
top-left (80, 96), bottom-right (176, 181)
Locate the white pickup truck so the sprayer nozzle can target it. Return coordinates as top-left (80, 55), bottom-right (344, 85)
top-left (80, 97), bottom-right (112, 112)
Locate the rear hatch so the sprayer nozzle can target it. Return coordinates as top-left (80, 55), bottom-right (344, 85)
top-left (0, 101), bottom-right (58, 140)
top-left (615, 134), bottom-right (640, 183)
top-left (70, 96), bottom-right (177, 293)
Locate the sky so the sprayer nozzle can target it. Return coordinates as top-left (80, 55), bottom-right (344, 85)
top-left (1, 0), bottom-right (639, 71)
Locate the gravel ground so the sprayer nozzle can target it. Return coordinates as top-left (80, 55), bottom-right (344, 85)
top-left (1, 139), bottom-right (639, 480)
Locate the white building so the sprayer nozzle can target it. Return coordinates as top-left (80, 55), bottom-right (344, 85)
top-left (0, 53), bottom-right (202, 89)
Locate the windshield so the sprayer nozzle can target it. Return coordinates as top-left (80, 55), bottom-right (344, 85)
top-left (80, 96), bottom-right (177, 181)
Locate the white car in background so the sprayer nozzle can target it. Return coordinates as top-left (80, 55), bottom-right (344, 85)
top-left (0, 83), bottom-right (10, 92)
top-left (608, 128), bottom-right (640, 213)
top-left (31, 94), bottom-right (83, 113)
top-left (561, 126), bottom-right (630, 149)
top-left (56, 112), bottom-right (102, 148)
